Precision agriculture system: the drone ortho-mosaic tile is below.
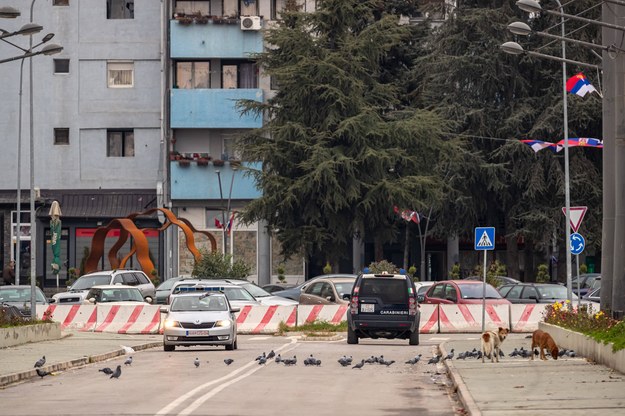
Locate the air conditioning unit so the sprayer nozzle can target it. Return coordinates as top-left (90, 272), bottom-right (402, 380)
top-left (241, 16), bottom-right (261, 31)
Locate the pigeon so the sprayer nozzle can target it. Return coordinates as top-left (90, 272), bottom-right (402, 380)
top-left (120, 345), bottom-right (135, 354)
top-left (509, 348), bottom-right (519, 357)
top-left (312, 358), bottom-right (322, 366)
top-left (110, 365), bottom-right (122, 379)
top-left (224, 358), bottom-right (234, 366)
top-left (456, 352), bottom-right (467, 360)
top-left (338, 357), bottom-right (351, 367)
top-left (558, 349), bottom-right (567, 357)
top-left (476, 351), bottom-right (483, 360)
top-left (34, 356), bottom-right (46, 368)
top-left (345, 356), bottom-right (353, 364)
top-left (274, 354), bottom-right (282, 363)
top-left (352, 359), bottom-right (365, 369)
top-left (267, 350), bottom-right (275, 359)
top-left (99, 367), bottom-right (114, 375)
top-left (255, 352), bottom-right (266, 361)
top-left (499, 349), bottom-right (505, 358)
top-left (566, 350), bottom-right (577, 358)
top-left (258, 356), bottom-right (267, 365)
top-left (36, 368), bottom-right (51, 378)
top-left (428, 355), bottom-right (440, 364)
top-left (283, 356), bottom-right (297, 366)
top-left (365, 356), bottom-right (377, 364)
top-left (405, 357), bottom-right (419, 365)
top-left (194, 357), bottom-right (200, 368)
top-left (124, 356), bottom-right (133, 366)
top-left (382, 360), bottom-right (395, 367)
top-left (444, 349), bottom-right (455, 360)
top-left (304, 355), bottom-right (314, 366)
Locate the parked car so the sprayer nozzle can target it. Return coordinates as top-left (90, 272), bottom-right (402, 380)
top-left (262, 283), bottom-right (295, 293)
top-left (0, 285), bottom-right (49, 317)
top-left (299, 276), bottom-right (355, 305)
top-left (222, 280), bottom-right (299, 306)
top-left (52, 270), bottom-right (156, 304)
top-left (169, 280), bottom-right (261, 308)
top-left (83, 285), bottom-right (150, 304)
top-left (415, 281), bottom-right (435, 303)
top-left (498, 283), bottom-right (580, 304)
top-left (346, 271), bottom-right (420, 345)
top-left (463, 275), bottom-right (521, 288)
top-left (272, 274), bottom-right (357, 302)
top-left (582, 287), bottom-right (601, 304)
top-left (422, 280), bottom-right (511, 305)
top-left (571, 273), bottom-right (601, 297)
top-left (154, 277), bottom-right (184, 304)
top-left (161, 291), bottom-right (239, 351)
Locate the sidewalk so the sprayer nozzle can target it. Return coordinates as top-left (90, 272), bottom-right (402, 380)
top-left (441, 334), bottom-right (625, 416)
top-left (0, 331), bottom-right (162, 388)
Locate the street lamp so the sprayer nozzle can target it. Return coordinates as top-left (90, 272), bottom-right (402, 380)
top-left (0, 6), bottom-right (20, 18)
top-left (507, 0), bottom-right (574, 305)
top-left (215, 168), bottom-right (237, 258)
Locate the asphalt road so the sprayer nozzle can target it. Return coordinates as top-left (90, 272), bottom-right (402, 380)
top-left (0, 334), bottom-right (465, 416)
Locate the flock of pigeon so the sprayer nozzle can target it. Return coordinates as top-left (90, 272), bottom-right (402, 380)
top-left (98, 354), bottom-right (132, 379)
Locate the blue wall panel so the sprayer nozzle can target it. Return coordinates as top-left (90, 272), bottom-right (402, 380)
top-left (171, 22), bottom-right (263, 58)
top-left (171, 161), bottom-right (262, 200)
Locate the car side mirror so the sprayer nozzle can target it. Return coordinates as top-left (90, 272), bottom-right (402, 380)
top-left (417, 295), bottom-right (425, 303)
top-left (88, 297), bottom-right (96, 304)
top-left (230, 307), bottom-right (241, 313)
top-left (159, 306), bottom-right (169, 313)
top-left (326, 296), bottom-right (334, 302)
top-left (342, 293), bottom-right (351, 301)
top-left (47, 298), bottom-right (55, 304)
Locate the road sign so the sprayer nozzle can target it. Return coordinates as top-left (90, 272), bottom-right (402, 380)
top-left (570, 232), bottom-right (585, 255)
top-left (562, 206), bottom-right (587, 233)
top-left (474, 227), bottom-right (495, 251)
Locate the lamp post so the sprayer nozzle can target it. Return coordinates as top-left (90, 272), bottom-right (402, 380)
top-left (511, 0), bottom-right (573, 305)
top-left (215, 168), bottom-right (237, 258)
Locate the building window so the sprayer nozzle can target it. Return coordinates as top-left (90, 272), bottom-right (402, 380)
top-left (240, 0), bottom-right (258, 16)
top-left (107, 0), bottom-right (134, 19)
top-left (54, 59), bottom-right (70, 74)
top-left (107, 62), bottom-right (134, 88)
top-left (53, 0), bottom-right (69, 5)
top-left (175, 61), bottom-right (210, 89)
top-left (222, 61), bottom-right (257, 89)
top-left (222, 138), bottom-right (241, 161)
top-left (107, 129), bottom-right (134, 157)
top-left (175, 1), bottom-right (211, 15)
top-left (206, 209), bottom-right (225, 229)
top-left (54, 128), bottom-right (70, 145)
top-left (270, 0), bottom-right (285, 20)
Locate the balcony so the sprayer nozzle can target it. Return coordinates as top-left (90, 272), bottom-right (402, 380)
top-left (170, 88), bottom-right (263, 129)
top-left (171, 20), bottom-right (263, 59)
top-left (170, 161), bottom-right (262, 200)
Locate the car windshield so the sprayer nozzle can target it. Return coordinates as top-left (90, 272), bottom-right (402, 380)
top-left (241, 283), bottom-right (271, 298)
top-left (0, 287), bottom-right (46, 303)
top-left (92, 288), bottom-right (144, 302)
top-left (157, 278), bottom-right (179, 291)
top-left (536, 285), bottom-right (578, 300)
top-left (222, 287), bottom-right (256, 301)
top-left (71, 275), bottom-right (111, 290)
top-left (457, 283), bottom-right (502, 299)
top-left (171, 295), bottom-right (229, 312)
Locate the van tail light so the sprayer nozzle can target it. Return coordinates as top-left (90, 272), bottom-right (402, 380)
top-left (350, 295), bottom-right (359, 315)
top-left (409, 296), bottom-right (417, 316)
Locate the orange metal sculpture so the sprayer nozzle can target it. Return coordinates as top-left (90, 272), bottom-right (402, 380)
top-left (83, 208), bottom-right (217, 278)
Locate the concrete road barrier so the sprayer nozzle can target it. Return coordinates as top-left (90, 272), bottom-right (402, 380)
top-left (438, 304), bottom-right (510, 333)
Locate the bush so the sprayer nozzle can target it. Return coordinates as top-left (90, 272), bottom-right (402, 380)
top-left (449, 263), bottom-right (461, 279)
top-left (192, 249), bottom-right (251, 279)
top-left (367, 260), bottom-right (399, 274)
top-left (535, 263), bottom-right (550, 283)
top-left (322, 262), bottom-right (332, 274)
top-left (544, 301), bottom-right (625, 352)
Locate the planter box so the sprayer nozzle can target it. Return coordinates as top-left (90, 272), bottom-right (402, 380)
top-left (0, 322), bottom-right (62, 348)
top-left (540, 322), bottom-right (625, 375)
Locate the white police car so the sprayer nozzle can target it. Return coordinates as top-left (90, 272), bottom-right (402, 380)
top-left (162, 288), bottom-right (239, 351)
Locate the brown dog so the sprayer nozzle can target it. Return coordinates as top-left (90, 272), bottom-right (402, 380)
top-left (481, 327), bottom-right (509, 363)
top-left (530, 329), bottom-right (559, 360)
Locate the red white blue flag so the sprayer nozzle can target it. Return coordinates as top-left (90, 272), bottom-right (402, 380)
top-left (555, 138), bottom-right (603, 152)
top-left (520, 140), bottom-right (556, 153)
top-left (393, 206), bottom-right (420, 224)
top-left (566, 73), bottom-right (597, 97)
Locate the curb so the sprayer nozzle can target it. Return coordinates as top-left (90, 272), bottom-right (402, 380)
top-left (440, 342), bottom-right (481, 416)
top-left (0, 341), bottom-right (162, 389)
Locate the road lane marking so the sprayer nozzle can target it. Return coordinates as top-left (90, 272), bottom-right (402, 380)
top-left (247, 336), bottom-right (271, 341)
top-left (155, 337), bottom-right (298, 416)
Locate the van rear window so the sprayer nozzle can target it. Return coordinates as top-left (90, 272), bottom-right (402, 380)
top-left (359, 279), bottom-right (408, 304)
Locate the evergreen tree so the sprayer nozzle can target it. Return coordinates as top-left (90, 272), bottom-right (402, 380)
top-left (237, 0), bottom-right (451, 264)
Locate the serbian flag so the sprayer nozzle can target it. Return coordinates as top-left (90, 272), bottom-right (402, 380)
top-left (214, 218), bottom-right (223, 228)
top-left (393, 206), bottom-right (420, 224)
top-left (555, 137), bottom-right (603, 152)
top-left (566, 73), bottom-right (597, 97)
top-left (226, 212), bottom-right (235, 235)
top-left (520, 140), bottom-right (556, 153)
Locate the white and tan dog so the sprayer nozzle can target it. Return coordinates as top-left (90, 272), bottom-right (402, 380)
top-left (481, 327), bottom-right (509, 363)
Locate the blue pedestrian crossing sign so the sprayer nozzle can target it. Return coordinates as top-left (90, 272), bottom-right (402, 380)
top-left (474, 227), bottom-right (495, 251)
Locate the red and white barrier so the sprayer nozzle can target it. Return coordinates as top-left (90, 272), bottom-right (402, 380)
top-left (419, 304), bottom-right (439, 333)
top-left (510, 304), bottom-right (548, 332)
top-left (296, 305), bottom-right (349, 326)
top-left (36, 304), bottom-right (96, 330)
top-left (92, 304), bottom-right (161, 334)
top-left (438, 304), bottom-right (510, 333)
top-left (235, 305), bottom-right (297, 334)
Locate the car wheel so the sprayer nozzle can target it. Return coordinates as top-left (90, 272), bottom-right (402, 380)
top-left (164, 343), bottom-right (175, 352)
top-left (233, 339), bottom-right (238, 350)
top-left (225, 341), bottom-right (235, 351)
top-left (409, 330), bottom-right (420, 346)
top-left (347, 325), bottom-right (358, 344)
